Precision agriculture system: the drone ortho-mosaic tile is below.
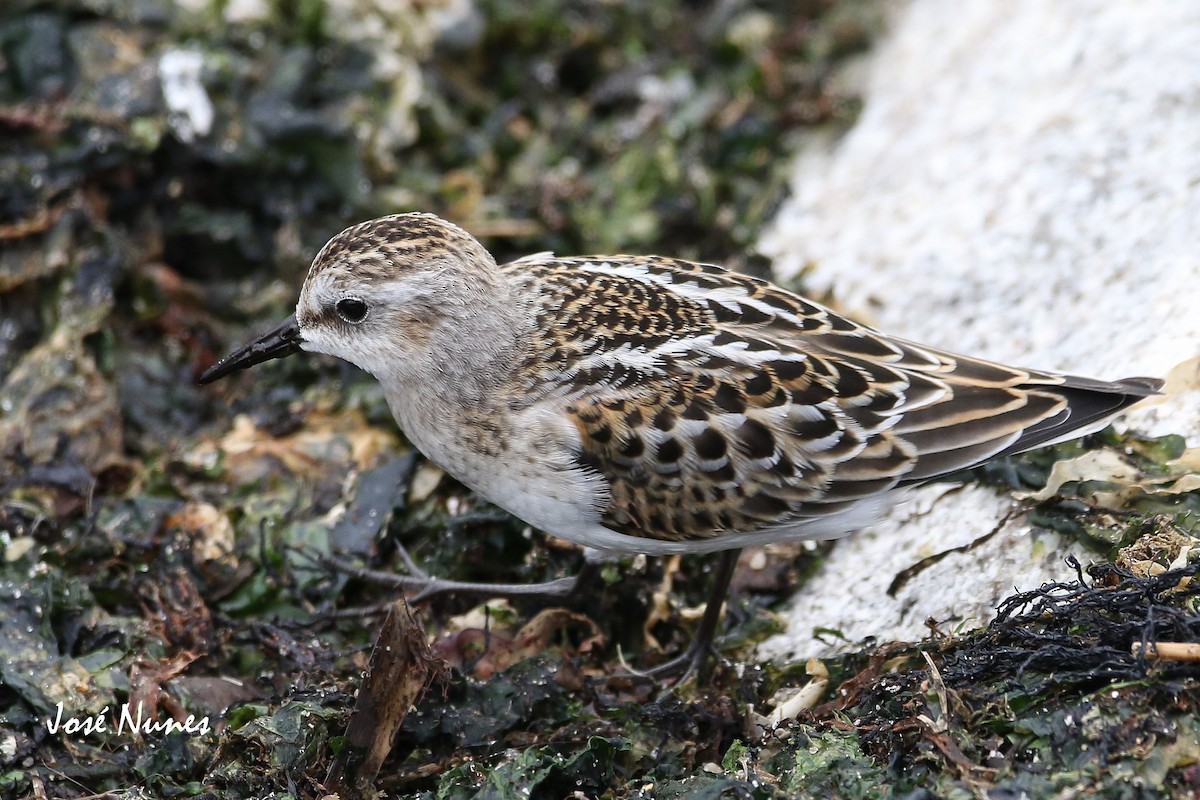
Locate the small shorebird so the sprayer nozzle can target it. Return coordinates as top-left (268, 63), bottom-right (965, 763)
top-left (200, 213), bottom-right (1160, 680)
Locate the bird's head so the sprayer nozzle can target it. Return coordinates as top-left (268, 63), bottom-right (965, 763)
top-left (199, 213), bottom-right (518, 388)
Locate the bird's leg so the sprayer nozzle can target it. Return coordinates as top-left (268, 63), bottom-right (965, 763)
top-left (337, 540), bottom-right (743, 684)
top-left (629, 548), bottom-right (741, 684)
top-left (323, 545), bottom-right (598, 603)
top-left (393, 539), bottom-right (431, 580)
top-left (406, 545), bottom-right (745, 683)
top-left (409, 558), bottom-right (602, 603)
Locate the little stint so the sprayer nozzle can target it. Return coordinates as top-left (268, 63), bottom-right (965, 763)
top-left (200, 213), bottom-right (1161, 679)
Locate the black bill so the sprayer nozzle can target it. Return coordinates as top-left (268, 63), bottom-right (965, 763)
top-left (199, 314), bottom-right (303, 384)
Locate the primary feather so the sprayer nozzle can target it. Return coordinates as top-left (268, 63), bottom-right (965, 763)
top-left (502, 251), bottom-right (1160, 545)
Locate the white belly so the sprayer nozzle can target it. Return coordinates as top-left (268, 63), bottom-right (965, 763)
top-left (388, 394), bottom-right (614, 543)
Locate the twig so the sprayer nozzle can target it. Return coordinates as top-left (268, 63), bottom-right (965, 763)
top-left (1131, 641), bottom-right (1200, 661)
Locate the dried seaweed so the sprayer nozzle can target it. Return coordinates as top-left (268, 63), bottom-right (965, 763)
top-left (943, 558), bottom-right (1200, 694)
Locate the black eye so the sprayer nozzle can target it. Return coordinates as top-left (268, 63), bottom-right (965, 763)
top-left (335, 298), bottom-right (369, 324)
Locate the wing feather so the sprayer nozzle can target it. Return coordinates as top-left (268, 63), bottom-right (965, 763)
top-left (501, 255), bottom-right (1161, 546)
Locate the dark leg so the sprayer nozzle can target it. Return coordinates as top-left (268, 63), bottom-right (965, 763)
top-left (322, 548), bottom-right (603, 603)
top-left (631, 548), bottom-right (741, 684)
top-left (411, 558), bottom-right (602, 603)
top-left (328, 544), bottom-right (742, 685)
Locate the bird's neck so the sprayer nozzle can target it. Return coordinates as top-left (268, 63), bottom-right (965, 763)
top-left (434, 306), bottom-right (531, 403)
top-left (381, 289), bottom-right (534, 418)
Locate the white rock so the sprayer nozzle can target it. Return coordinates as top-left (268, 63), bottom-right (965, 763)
top-left (757, 0), bottom-right (1200, 663)
top-left (159, 50), bottom-right (214, 144)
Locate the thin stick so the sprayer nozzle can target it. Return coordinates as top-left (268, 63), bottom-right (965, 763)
top-left (1131, 641), bottom-right (1200, 661)
top-left (326, 599), bottom-right (447, 796)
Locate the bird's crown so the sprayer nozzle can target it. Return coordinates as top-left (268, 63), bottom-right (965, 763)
top-left (304, 212), bottom-right (493, 288)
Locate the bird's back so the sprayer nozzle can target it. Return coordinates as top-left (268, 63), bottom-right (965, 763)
top-left (498, 253), bottom-right (1160, 552)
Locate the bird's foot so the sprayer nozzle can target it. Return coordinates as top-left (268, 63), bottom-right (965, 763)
top-left (614, 548), bottom-right (742, 690)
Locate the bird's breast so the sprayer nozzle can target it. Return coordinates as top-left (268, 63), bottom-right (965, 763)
top-left (385, 390), bottom-right (611, 541)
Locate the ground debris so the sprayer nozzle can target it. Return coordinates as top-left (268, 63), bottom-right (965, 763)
top-left (942, 557), bottom-right (1200, 693)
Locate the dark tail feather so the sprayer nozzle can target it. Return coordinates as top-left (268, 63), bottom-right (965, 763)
top-left (1057, 374), bottom-right (1163, 395)
top-left (895, 374), bottom-right (1162, 489)
top-left (991, 374), bottom-right (1162, 459)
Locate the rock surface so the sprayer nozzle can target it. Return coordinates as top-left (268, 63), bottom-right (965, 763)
top-left (758, 0), bottom-right (1200, 662)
